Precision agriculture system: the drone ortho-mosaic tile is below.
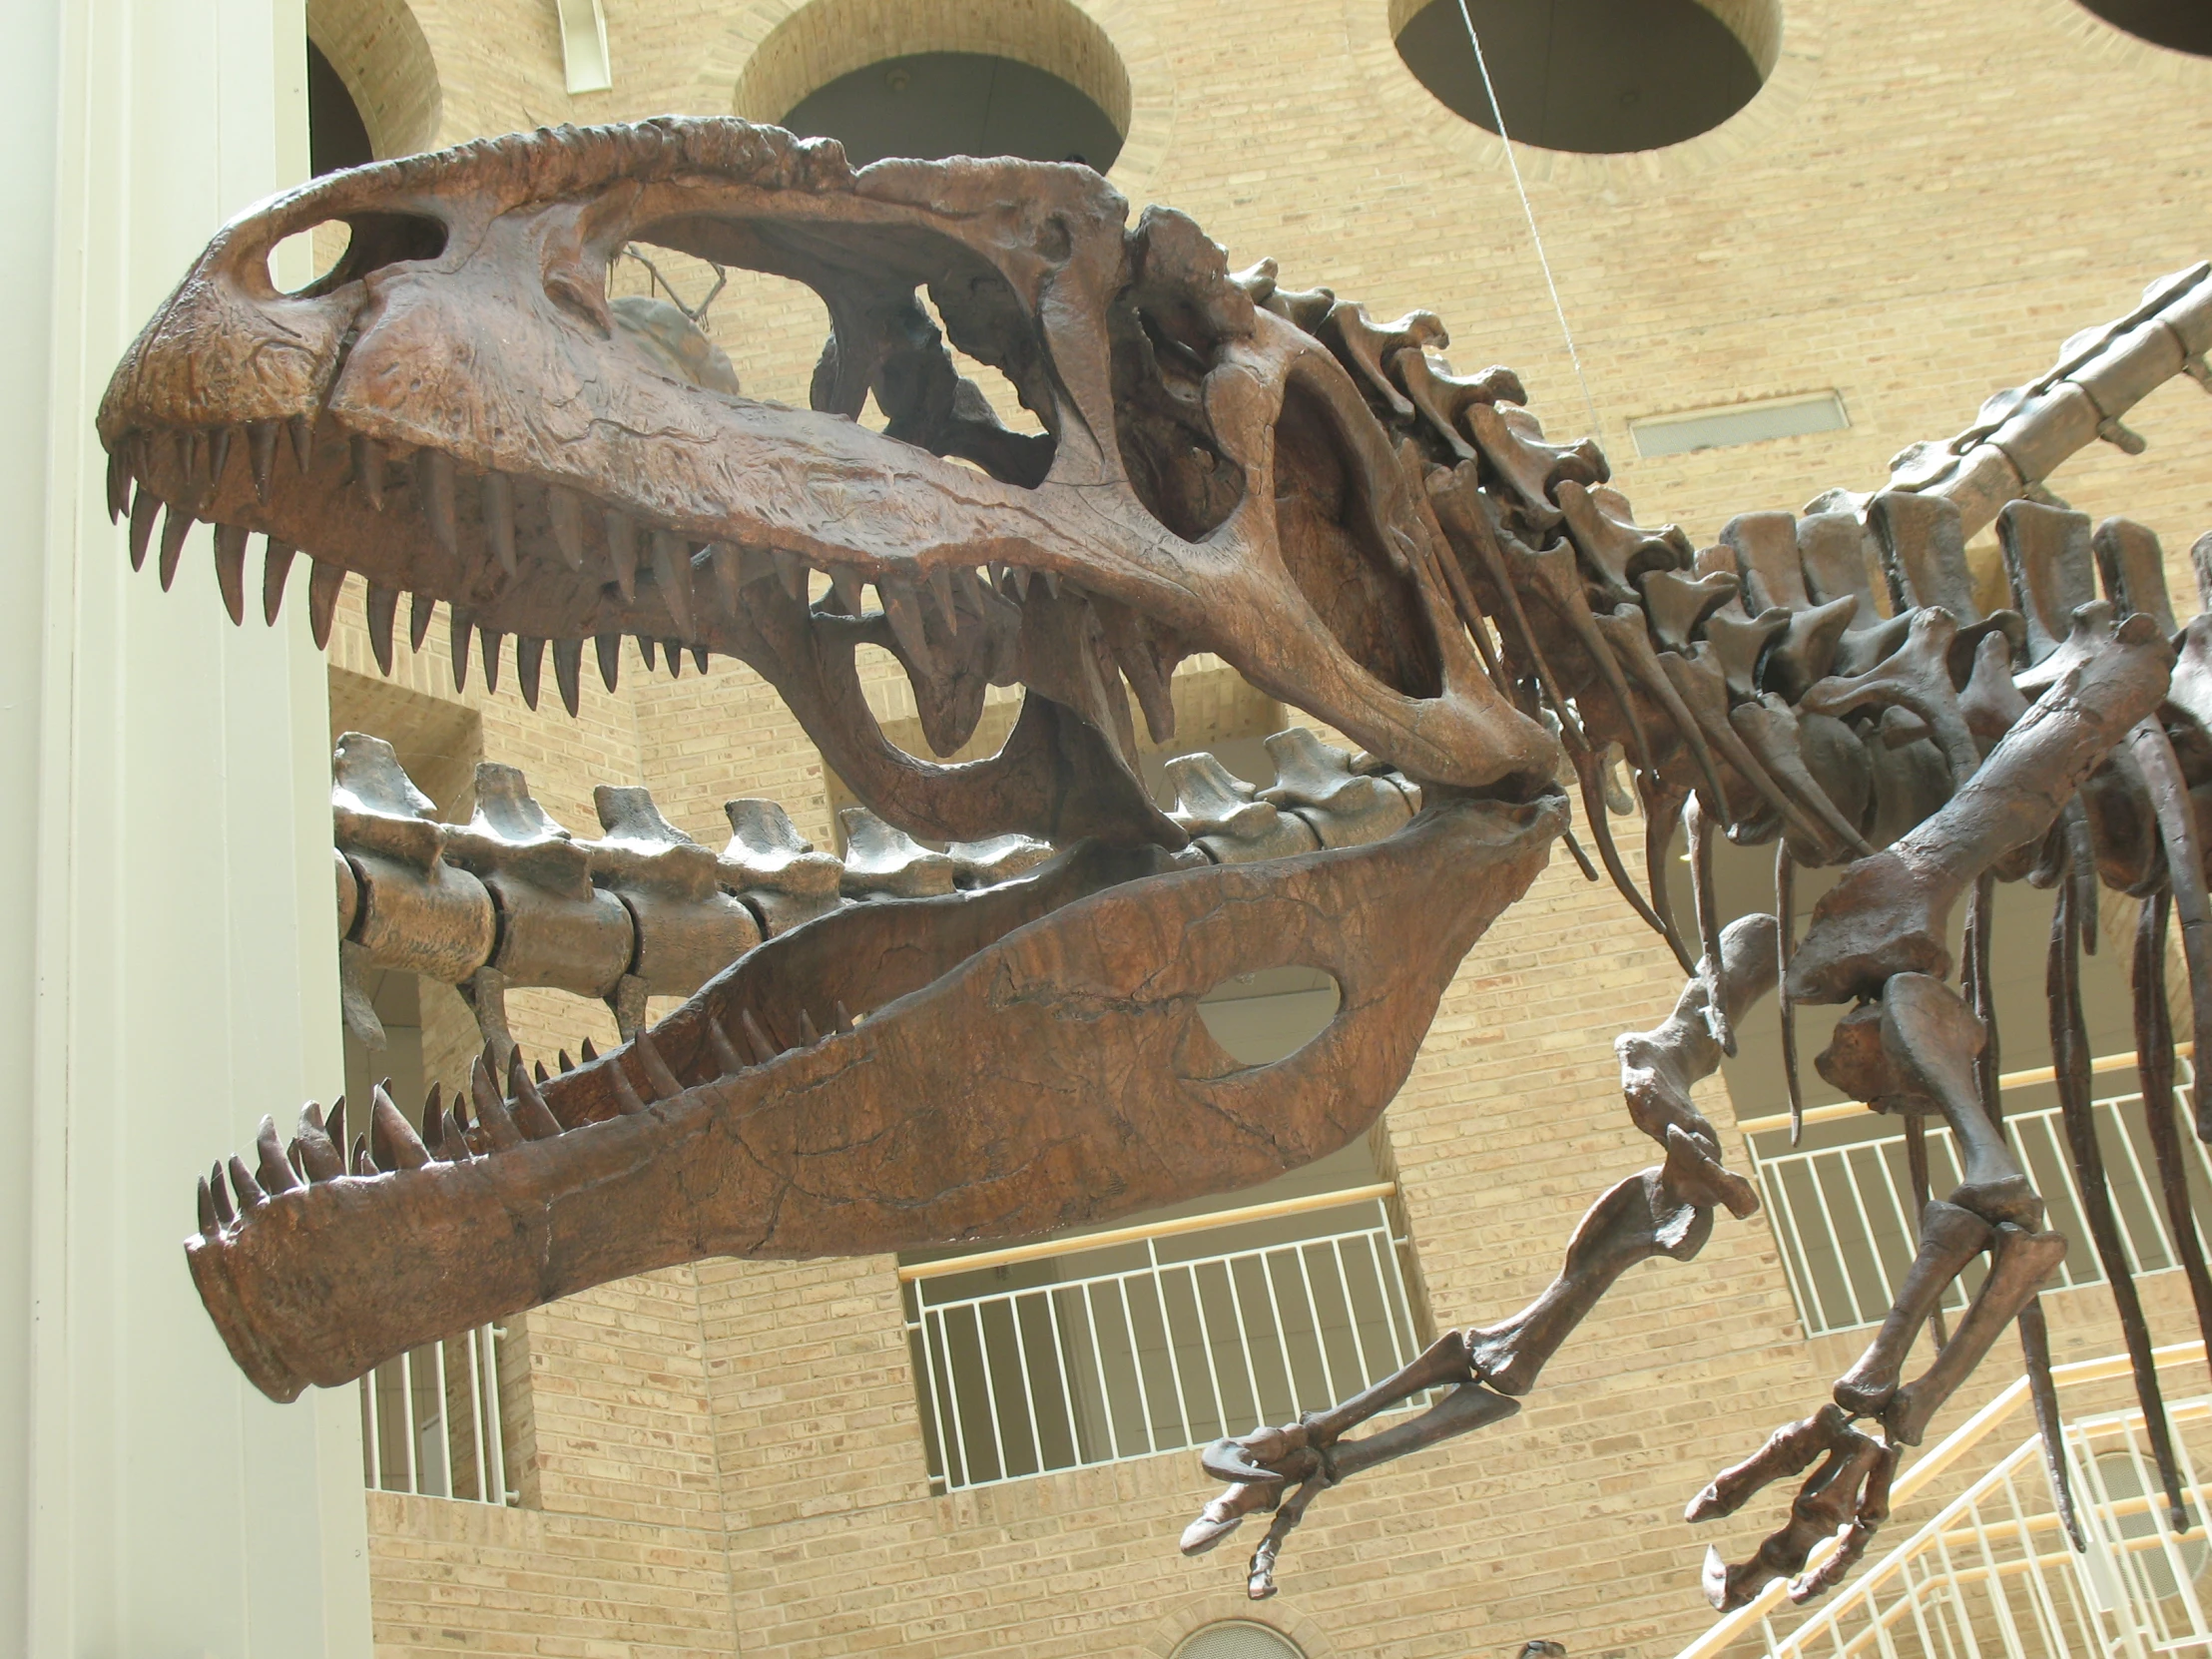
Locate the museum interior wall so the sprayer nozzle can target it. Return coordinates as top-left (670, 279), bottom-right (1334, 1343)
top-left (34, 0), bottom-right (2212, 1654)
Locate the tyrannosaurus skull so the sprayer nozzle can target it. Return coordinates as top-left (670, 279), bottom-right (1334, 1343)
top-left (99, 118), bottom-right (1567, 1399)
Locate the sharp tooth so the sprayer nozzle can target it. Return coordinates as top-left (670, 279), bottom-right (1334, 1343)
top-left (741, 1008), bottom-right (781, 1064)
top-left (608, 1058), bottom-right (650, 1115)
top-left (213, 523), bottom-right (249, 624)
top-left (650, 531), bottom-right (696, 635)
top-left (580, 1036), bottom-right (598, 1063)
top-left (773, 549), bottom-right (809, 602)
top-left (478, 625), bottom-right (503, 694)
top-left (467, 1056), bottom-right (523, 1149)
top-left (533, 1060), bottom-right (549, 1085)
top-left (441, 1106), bottom-right (471, 1159)
top-left (262, 539), bottom-right (296, 625)
top-left (127, 484), bottom-right (159, 570)
top-left (158, 504), bottom-right (196, 590)
top-left (634, 1027), bottom-right (684, 1098)
top-left (370, 1083), bottom-right (432, 1170)
top-left (955, 566), bottom-right (987, 622)
top-left (547, 486), bottom-right (586, 570)
top-left (881, 580), bottom-right (934, 673)
top-left (515, 636), bottom-right (544, 709)
top-left (286, 414), bottom-right (312, 474)
top-left (416, 448), bottom-right (458, 557)
top-left (307, 559), bottom-right (344, 649)
top-left (248, 420), bottom-right (277, 502)
top-left (691, 646), bottom-right (709, 674)
top-left (294, 1102), bottom-right (344, 1182)
top-left (209, 1163), bottom-right (237, 1228)
top-left (325, 1096), bottom-right (347, 1157)
top-left (507, 1052), bottom-right (563, 1139)
top-left (553, 638), bottom-right (583, 716)
top-left (352, 1136), bottom-right (374, 1177)
top-left (604, 510), bottom-right (638, 601)
top-left (558, 1049), bottom-right (573, 1073)
top-left (595, 633), bottom-right (620, 692)
top-left (419, 1082), bottom-right (445, 1158)
top-left (352, 434), bottom-right (385, 510)
top-left (105, 445), bottom-right (131, 523)
top-left (926, 565), bottom-right (957, 635)
top-left (449, 607), bottom-right (473, 692)
top-left (829, 565), bottom-right (867, 613)
top-left (228, 1154), bottom-right (268, 1210)
top-left (833, 999), bottom-right (852, 1034)
top-left (365, 583), bottom-right (398, 674)
top-left (712, 543), bottom-right (745, 614)
top-left (1041, 569), bottom-right (1062, 600)
top-left (635, 635), bottom-right (657, 672)
top-left (705, 1015), bottom-right (744, 1075)
top-left (799, 1008), bottom-right (820, 1045)
top-left (409, 589), bottom-right (435, 652)
top-left (197, 1175), bottom-right (220, 1237)
top-left (206, 426), bottom-right (233, 492)
top-left (663, 638), bottom-right (683, 679)
top-left (482, 472), bottom-right (517, 576)
top-left (998, 564), bottom-right (1029, 602)
top-left (256, 1116), bottom-right (303, 1195)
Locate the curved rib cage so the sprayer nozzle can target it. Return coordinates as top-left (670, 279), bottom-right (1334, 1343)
top-left (88, 115), bottom-right (2212, 1612)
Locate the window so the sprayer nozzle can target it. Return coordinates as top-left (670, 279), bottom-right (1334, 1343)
top-left (2075, 0), bottom-right (2212, 57)
top-left (781, 51), bottom-right (1123, 170)
top-left (1629, 391), bottom-right (1850, 459)
top-left (1173, 1623), bottom-right (1307, 1659)
top-left (1393, 0), bottom-right (1777, 154)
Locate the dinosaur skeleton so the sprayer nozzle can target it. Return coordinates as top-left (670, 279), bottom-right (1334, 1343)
top-left (92, 116), bottom-right (2212, 1611)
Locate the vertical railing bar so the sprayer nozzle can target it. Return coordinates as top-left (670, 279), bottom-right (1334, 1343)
top-left (1150, 1249), bottom-right (1197, 1449)
top-left (1293, 1243), bottom-right (1342, 1402)
top-left (464, 1326), bottom-right (489, 1502)
top-left (1007, 1289), bottom-right (1047, 1477)
top-left (1364, 1224), bottom-right (1408, 1375)
top-left (1259, 1250), bottom-right (1298, 1422)
top-left (360, 1371), bottom-right (380, 1491)
top-left (1838, 1142), bottom-right (1900, 1319)
top-left (1078, 1283), bottom-right (1121, 1465)
top-left (1331, 1237), bottom-right (1379, 1385)
top-left (1219, 1249), bottom-right (1265, 1433)
top-left (971, 1300), bottom-right (1010, 1486)
top-left (1771, 1152), bottom-right (1838, 1336)
top-left (1808, 1149), bottom-right (1870, 1328)
top-left (434, 1338), bottom-right (455, 1499)
top-left (1043, 1285), bottom-right (1084, 1469)
top-left (1187, 1262), bottom-right (1231, 1439)
top-left (400, 1349), bottom-right (419, 1495)
top-left (2033, 1111), bottom-right (2100, 1291)
top-left (1116, 1275), bottom-right (1161, 1456)
top-left (1866, 1139), bottom-right (1919, 1308)
top-left (482, 1326), bottom-right (510, 1505)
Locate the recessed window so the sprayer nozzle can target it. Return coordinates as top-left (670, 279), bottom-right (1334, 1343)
top-left (1630, 391), bottom-right (1849, 458)
top-left (1393, 0), bottom-right (1777, 154)
top-left (780, 51), bottom-right (1123, 169)
top-left (307, 39), bottom-right (374, 176)
top-left (2075, 0), bottom-right (2212, 56)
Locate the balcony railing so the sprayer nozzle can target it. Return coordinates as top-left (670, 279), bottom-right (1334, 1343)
top-left (900, 1184), bottom-right (1424, 1493)
top-left (1676, 1344), bottom-right (2212, 1659)
top-left (359, 1324), bottom-right (515, 1505)
top-left (1738, 1053), bottom-right (2208, 1339)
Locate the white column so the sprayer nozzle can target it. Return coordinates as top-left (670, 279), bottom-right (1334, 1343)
top-left (0, 0), bottom-right (373, 1654)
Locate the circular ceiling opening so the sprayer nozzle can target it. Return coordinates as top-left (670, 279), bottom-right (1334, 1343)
top-left (2075, 0), bottom-right (2212, 55)
top-left (1393, 0), bottom-right (1777, 154)
top-left (780, 51), bottom-right (1124, 169)
top-left (307, 39), bottom-right (374, 176)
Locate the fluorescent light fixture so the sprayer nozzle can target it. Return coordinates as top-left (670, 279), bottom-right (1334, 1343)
top-left (556, 0), bottom-right (613, 94)
top-left (1629, 390), bottom-right (1850, 459)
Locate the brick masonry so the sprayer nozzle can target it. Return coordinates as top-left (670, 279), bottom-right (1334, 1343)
top-left (284, 0), bottom-right (2212, 1651)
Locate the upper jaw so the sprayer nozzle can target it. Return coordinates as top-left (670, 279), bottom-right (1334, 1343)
top-left (97, 117), bottom-right (1561, 816)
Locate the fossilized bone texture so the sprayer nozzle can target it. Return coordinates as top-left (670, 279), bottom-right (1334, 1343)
top-left (94, 116), bottom-right (2212, 1610)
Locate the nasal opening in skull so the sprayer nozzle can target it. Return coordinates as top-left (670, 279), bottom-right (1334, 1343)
top-left (1274, 380), bottom-right (1442, 700)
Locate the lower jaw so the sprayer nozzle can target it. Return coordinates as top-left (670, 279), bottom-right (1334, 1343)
top-left (193, 787), bottom-right (1565, 1401)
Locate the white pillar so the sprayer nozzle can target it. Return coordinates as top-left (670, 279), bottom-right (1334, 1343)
top-left (0, 1), bottom-right (373, 1654)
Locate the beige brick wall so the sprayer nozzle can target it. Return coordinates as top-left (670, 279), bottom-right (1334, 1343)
top-left (296, 0), bottom-right (2212, 1652)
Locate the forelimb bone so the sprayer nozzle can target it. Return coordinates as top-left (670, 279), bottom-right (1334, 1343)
top-left (1832, 1200), bottom-right (1991, 1413)
top-left (1884, 1222), bottom-right (2067, 1445)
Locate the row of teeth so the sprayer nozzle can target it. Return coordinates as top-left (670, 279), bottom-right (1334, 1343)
top-left (198, 1007), bottom-right (849, 1239)
top-left (109, 420), bottom-right (1098, 722)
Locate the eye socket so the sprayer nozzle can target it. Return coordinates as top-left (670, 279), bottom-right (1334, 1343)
top-left (267, 211), bottom-right (447, 297)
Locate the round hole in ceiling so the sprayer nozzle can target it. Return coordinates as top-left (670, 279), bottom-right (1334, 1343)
top-left (307, 38), bottom-right (374, 176)
top-left (1392, 0), bottom-right (1779, 154)
top-left (2073, 0), bottom-right (2212, 56)
top-left (780, 50), bottom-right (1124, 170)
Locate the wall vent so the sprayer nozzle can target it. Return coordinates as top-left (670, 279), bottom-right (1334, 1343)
top-left (1630, 390), bottom-right (1850, 459)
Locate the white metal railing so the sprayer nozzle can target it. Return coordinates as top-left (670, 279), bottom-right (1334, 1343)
top-left (900, 1186), bottom-right (1423, 1493)
top-left (359, 1324), bottom-right (515, 1504)
top-left (1678, 1343), bottom-right (2212, 1659)
top-left (1743, 1058), bottom-right (2208, 1338)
